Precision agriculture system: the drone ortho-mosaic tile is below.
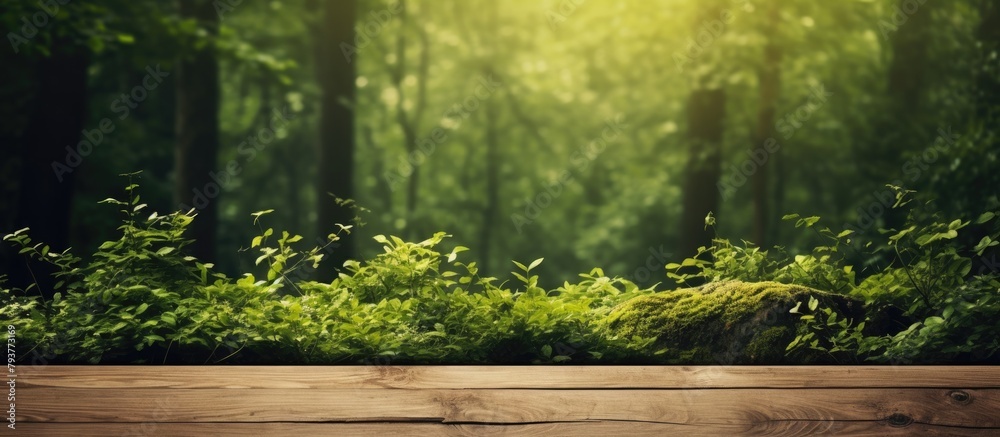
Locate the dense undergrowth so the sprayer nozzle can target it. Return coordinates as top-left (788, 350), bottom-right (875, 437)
top-left (2, 178), bottom-right (998, 364)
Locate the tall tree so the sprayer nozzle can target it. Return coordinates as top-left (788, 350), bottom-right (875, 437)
top-left (391, 0), bottom-right (431, 229)
top-left (11, 39), bottom-right (89, 299)
top-left (752, 3), bottom-right (782, 247)
top-left (679, 89), bottom-right (726, 260)
top-left (881, 0), bottom-right (933, 230)
top-left (174, 0), bottom-right (220, 263)
top-left (975, 0), bottom-right (1000, 118)
top-left (678, 0), bottom-right (729, 262)
top-left (479, 69), bottom-right (501, 274)
top-left (477, 2), bottom-right (502, 275)
top-left (316, 0), bottom-right (357, 282)
top-left (886, 0), bottom-right (932, 117)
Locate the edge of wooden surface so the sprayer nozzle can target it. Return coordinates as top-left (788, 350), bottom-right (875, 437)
top-left (18, 365), bottom-right (1000, 389)
top-left (15, 421), bottom-right (1000, 437)
top-left (13, 366), bottom-right (1000, 434)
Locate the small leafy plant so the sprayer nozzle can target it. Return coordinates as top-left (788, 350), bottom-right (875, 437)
top-left (2, 174), bottom-right (657, 364)
top-left (3, 177), bottom-right (997, 364)
top-left (666, 185), bottom-right (1000, 363)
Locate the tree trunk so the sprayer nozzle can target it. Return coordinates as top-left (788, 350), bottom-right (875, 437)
top-left (976, 0), bottom-right (1000, 118)
top-left (316, 0), bottom-right (357, 281)
top-left (479, 88), bottom-right (500, 274)
top-left (174, 0), bottom-right (220, 263)
top-left (389, 0), bottom-right (430, 239)
top-left (880, 0), bottom-right (932, 231)
top-left (752, 6), bottom-right (782, 247)
top-left (679, 89), bottom-right (726, 259)
top-left (12, 43), bottom-right (89, 299)
top-left (886, 0), bottom-right (931, 116)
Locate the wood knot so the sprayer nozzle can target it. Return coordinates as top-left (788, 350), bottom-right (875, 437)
top-left (886, 413), bottom-right (914, 427)
top-left (948, 390), bottom-right (972, 405)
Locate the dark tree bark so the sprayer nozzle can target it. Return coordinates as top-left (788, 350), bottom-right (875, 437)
top-left (752, 5), bottom-right (782, 247)
top-left (879, 0), bottom-right (933, 230)
top-left (886, 0), bottom-right (932, 115)
top-left (11, 42), bottom-right (89, 299)
top-left (478, 85), bottom-right (500, 274)
top-left (976, 0), bottom-right (1000, 118)
top-left (174, 0), bottom-right (221, 263)
top-left (402, 28), bottom-right (430, 224)
top-left (679, 89), bottom-right (726, 259)
top-left (477, 4), bottom-right (502, 275)
top-left (315, 0), bottom-right (356, 282)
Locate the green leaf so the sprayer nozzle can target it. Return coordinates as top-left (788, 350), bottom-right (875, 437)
top-left (541, 345), bottom-right (552, 358)
top-left (942, 306), bottom-right (954, 319)
top-left (156, 247), bottom-right (175, 256)
top-left (251, 209), bottom-right (275, 219)
top-left (807, 296), bottom-right (819, 312)
top-left (161, 313), bottom-right (176, 326)
top-left (789, 301), bottom-right (803, 314)
top-left (680, 258), bottom-right (703, 267)
top-left (786, 336), bottom-right (801, 351)
top-left (889, 226), bottom-right (916, 241)
top-left (924, 316), bottom-right (944, 327)
top-left (447, 246), bottom-right (470, 263)
top-left (528, 258), bottom-right (544, 270)
top-left (796, 216), bottom-right (821, 228)
top-left (974, 236), bottom-right (998, 255)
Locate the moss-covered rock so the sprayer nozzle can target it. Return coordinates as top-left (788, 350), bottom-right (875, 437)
top-left (604, 280), bottom-right (863, 364)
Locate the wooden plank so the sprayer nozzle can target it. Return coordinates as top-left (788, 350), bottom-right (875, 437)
top-left (17, 365), bottom-right (1000, 389)
top-left (17, 388), bottom-right (1000, 428)
top-left (15, 421), bottom-right (999, 437)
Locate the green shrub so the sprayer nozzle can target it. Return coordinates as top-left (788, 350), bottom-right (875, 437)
top-left (3, 179), bottom-right (998, 364)
top-left (666, 185), bottom-right (1000, 363)
top-left (1, 175), bottom-right (657, 364)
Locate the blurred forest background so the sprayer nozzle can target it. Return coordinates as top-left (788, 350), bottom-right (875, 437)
top-left (1, 0), bottom-right (998, 297)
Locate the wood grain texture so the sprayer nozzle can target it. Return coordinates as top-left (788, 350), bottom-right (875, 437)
top-left (12, 366), bottom-right (1000, 436)
top-left (15, 422), bottom-right (1000, 437)
top-left (18, 365), bottom-right (1000, 389)
top-left (18, 388), bottom-right (1000, 426)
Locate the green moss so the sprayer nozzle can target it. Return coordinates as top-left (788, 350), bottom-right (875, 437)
top-left (745, 326), bottom-right (794, 363)
top-left (604, 280), bottom-right (855, 363)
